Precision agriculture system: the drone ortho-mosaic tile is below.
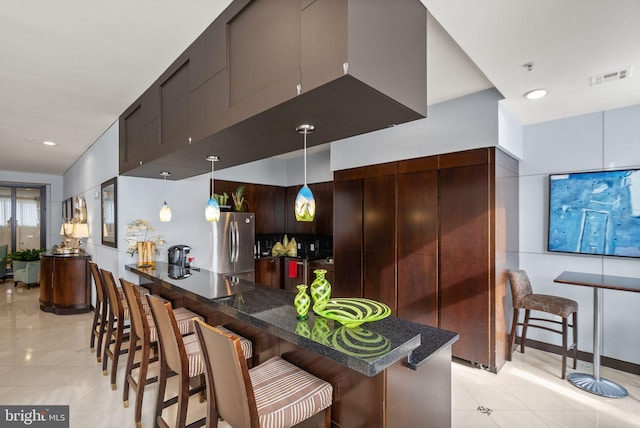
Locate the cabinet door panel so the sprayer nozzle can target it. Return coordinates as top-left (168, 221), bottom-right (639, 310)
top-left (301, 0), bottom-right (348, 92)
top-left (439, 163), bottom-right (490, 364)
top-left (333, 178), bottom-right (363, 298)
top-left (160, 58), bottom-right (191, 151)
top-left (312, 182), bottom-right (334, 236)
top-left (363, 174), bottom-right (396, 313)
top-left (397, 169), bottom-right (438, 327)
top-left (52, 258), bottom-right (89, 309)
top-left (39, 255), bottom-right (53, 309)
top-left (190, 71), bottom-right (226, 142)
top-left (227, 0), bottom-right (300, 121)
top-left (255, 257), bottom-right (282, 288)
top-left (253, 184), bottom-right (285, 234)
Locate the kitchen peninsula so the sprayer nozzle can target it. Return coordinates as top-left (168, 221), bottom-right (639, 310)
top-left (127, 262), bottom-right (458, 427)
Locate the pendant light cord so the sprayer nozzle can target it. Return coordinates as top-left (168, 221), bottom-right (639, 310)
top-left (210, 158), bottom-right (215, 198)
top-left (303, 129), bottom-right (308, 186)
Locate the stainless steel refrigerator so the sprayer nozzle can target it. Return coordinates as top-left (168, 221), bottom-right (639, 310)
top-left (211, 212), bottom-right (255, 281)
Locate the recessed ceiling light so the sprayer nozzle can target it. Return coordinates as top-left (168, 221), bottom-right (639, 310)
top-left (523, 89), bottom-right (548, 100)
top-left (42, 141), bottom-right (56, 146)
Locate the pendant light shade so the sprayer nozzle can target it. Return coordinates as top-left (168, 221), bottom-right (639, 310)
top-left (295, 124), bottom-right (316, 222)
top-left (205, 156), bottom-right (220, 222)
top-left (159, 172), bottom-right (172, 222)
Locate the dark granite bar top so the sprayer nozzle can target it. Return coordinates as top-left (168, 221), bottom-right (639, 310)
top-left (126, 262), bottom-right (458, 377)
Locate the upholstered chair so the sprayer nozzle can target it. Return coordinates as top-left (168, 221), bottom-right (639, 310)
top-left (507, 269), bottom-right (578, 379)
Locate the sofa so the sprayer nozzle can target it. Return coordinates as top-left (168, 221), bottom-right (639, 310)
top-left (13, 260), bottom-right (41, 289)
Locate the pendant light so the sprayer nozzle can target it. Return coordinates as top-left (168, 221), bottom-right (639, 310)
top-left (159, 171), bottom-right (172, 222)
top-left (205, 156), bottom-right (220, 222)
top-left (294, 124), bottom-right (316, 222)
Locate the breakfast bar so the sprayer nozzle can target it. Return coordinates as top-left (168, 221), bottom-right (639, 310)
top-left (126, 262), bottom-right (458, 427)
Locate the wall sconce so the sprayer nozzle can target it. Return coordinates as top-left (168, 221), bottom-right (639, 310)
top-left (159, 171), bottom-right (172, 222)
top-left (294, 124), bottom-right (316, 222)
top-left (205, 156), bottom-right (220, 222)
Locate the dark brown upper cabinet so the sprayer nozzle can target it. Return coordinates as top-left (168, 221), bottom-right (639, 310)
top-left (119, 87), bottom-right (159, 174)
top-left (225, 0), bottom-right (301, 128)
top-left (158, 53), bottom-right (192, 154)
top-left (119, 0), bottom-right (427, 179)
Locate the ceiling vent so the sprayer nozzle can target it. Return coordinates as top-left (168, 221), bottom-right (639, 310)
top-left (590, 68), bottom-right (632, 86)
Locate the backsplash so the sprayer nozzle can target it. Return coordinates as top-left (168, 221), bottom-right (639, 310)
top-left (255, 234), bottom-right (333, 260)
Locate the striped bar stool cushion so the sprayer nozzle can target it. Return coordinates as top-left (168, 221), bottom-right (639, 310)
top-left (250, 356), bottom-right (333, 428)
top-left (148, 309), bottom-right (204, 343)
top-left (215, 325), bottom-right (253, 360)
top-left (183, 334), bottom-right (206, 378)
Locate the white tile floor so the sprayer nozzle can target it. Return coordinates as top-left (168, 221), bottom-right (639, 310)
top-left (1, 282), bottom-right (639, 428)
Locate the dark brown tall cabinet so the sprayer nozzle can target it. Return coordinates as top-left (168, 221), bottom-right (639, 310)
top-left (333, 148), bottom-right (518, 373)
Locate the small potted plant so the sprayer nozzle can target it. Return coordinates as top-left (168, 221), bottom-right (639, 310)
top-left (214, 192), bottom-right (231, 211)
top-left (3, 248), bottom-right (45, 266)
top-left (231, 185), bottom-right (248, 212)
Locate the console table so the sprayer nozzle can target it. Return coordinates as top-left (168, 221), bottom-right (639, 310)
top-left (554, 271), bottom-right (640, 398)
top-left (39, 252), bottom-right (92, 315)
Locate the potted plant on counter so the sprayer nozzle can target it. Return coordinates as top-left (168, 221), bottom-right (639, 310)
top-left (232, 185), bottom-right (248, 212)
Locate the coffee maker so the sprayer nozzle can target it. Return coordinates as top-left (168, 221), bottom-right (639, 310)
top-left (168, 245), bottom-right (191, 268)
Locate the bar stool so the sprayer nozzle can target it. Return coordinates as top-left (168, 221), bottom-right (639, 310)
top-left (101, 268), bottom-right (150, 389)
top-left (194, 319), bottom-right (333, 428)
top-left (507, 269), bottom-right (578, 379)
top-left (90, 262), bottom-right (149, 363)
top-left (121, 279), bottom-right (204, 428)
top-left (146, 294), bottom-right (208, 428)
top-left (89, 262), bottom-right (108, 362)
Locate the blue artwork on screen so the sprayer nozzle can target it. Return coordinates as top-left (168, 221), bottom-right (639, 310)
top-left (548, 169), bottom-right (640, 257)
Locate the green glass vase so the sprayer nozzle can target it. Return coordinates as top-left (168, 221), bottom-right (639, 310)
top-left (294, 284), bottom-right (310, 320)
top-left (310, 269), bottom-right (331, 309)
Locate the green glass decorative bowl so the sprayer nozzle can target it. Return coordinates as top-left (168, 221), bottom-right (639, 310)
top-left (313, 298), bottom-right (391, 328)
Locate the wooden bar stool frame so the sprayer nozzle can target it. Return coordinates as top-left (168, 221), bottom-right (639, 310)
top-left (146, 294), bottom-right (206, 428)
top-left (89, 261), bottom-right (108, 362)
top-left (121, 278), bottom-right (159, 428)
top-left (101, 268), bottom-right (132, 390)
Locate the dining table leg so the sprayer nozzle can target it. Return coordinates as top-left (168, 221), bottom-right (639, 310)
top-left (566, 288), bottom-right (628, 398)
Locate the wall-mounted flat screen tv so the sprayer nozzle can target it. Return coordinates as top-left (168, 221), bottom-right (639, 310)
top-left (548, 168), bottom-right (640, 258)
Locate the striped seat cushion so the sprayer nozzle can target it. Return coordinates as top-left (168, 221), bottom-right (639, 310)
top-left (215, 325), bottom-right (253, 360)
top-left (122, 298), bottom-right (151, 320)
top-left (183, 334), bottom-right (206, 378)
top-left (147, 308), bottom-right (204, 343)
top-left (119, 285), bottom-right (151, 319)
top-left (250, 356), bottom-right (332, 428)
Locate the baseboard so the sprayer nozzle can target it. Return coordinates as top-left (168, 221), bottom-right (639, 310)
top-left (516, 337), bottom-right (640, 375)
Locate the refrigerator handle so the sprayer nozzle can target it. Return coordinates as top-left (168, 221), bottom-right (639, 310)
top-left (229, 221), bottom-right (235, 263)
top-left (234, 220), bottom-right (240, 262)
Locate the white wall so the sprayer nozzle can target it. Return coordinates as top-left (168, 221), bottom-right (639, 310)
top-left (519, 104), bottom-right (640, 365)
top-left (330, 88), bottom-right (503, 171)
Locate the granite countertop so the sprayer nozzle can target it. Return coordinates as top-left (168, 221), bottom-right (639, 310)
top-left (126, 262), bottom-right (458, 377)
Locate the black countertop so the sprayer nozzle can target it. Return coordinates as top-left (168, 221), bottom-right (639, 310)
top-left (126, 262), bottom-right (458, 377)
